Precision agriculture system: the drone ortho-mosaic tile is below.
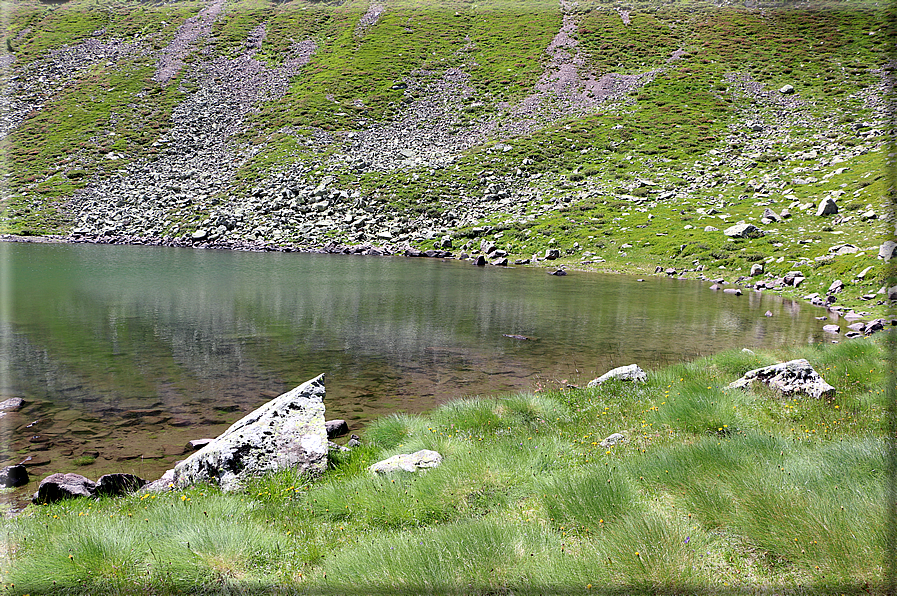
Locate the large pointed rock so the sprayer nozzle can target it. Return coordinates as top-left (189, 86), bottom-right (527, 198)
top-left (726, 359), bottom-right (834, 399)
top-left (171, 375), bottom-right (328, 491)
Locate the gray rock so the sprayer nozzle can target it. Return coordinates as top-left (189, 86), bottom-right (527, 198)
top-left (326, 419), bottom-right (349, 439)
top-left (723, 288), bottom-right (743, 295)
top-left (724, 223), bottom-right (764, 239)
top-left (142, 469), bottom-right (176, 493)
top-left (599, 433), bottom-right (625, 448)
top-left (828, 279), bottom-right (844, 294)
top-left (96, 473), bottom-right (146, 496)
top-left (704, 226), bottom-right (719, 232)
top-left (544, 248), bottom-right (560, 260)
top-left (0, 465), bottom-right (28, 488)
top-left (816, 197), bottom-right (838, 216)
top-left (779, 84), bottom-right (795, 94)
top-left (879, 241), bottom-right (897, 261)
top-left (473, 255), bottom-right (487, 266)
top-left (550, 269), bottom-right (567, 276)
top-left (587, 364), bottom-right (647, 387)
top-left (749, 263), bottom-right (764, 277)
top-left (829, 243), bottom-right (858, 255)
top-left (33, 473), bottom-right (97, 504)
top-left (171, 375), bottom-right (329, 491)
top-left (191, 229), bottom-right (208, 240)
top-left (726, 358), bottom-right (835, 399)
top-left (186, 438), bottom-right (214, 452)
top-left (822, 324), bottom-right (841, 334)
top-left (369, 449), bottom-right (442, 474)
top-left (0, 398), bottom-right (24, 411)
top-left (762, 208), bottom-right (781, 222)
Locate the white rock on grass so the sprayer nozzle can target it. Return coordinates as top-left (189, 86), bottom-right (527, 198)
top-left (369, 450), bottom-right (442, 474)
top-left (587, 364), bottom-right (647, 387)
top-left (726, 359), bottom-right (835, 399)
top-left (599, 433), bottom-right (626, 448)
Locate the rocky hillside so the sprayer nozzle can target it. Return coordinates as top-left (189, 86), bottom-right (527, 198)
top-left (1, 0), bottom-right (894, 316)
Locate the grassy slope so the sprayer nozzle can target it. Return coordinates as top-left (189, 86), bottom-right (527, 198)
top-left (0, 0), bottom-right (893, 316)
top-left (2, 335), bottom-right (891, 594)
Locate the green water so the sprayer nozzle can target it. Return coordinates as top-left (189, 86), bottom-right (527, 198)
top-left (1, 241), bottom-right (828, 490)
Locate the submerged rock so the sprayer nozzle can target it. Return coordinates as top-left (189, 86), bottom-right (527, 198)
top-left (726, 359), bottom-right (835, 399)
top-left (171, 375), bottom-right (329, 491)
top-left (369, 449), bottom-right (442, 474)
top-left (587, 364), bottom-right (647, 387)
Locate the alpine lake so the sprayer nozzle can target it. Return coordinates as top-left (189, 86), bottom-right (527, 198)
top-left (1, 241), bottom-right (833, 502)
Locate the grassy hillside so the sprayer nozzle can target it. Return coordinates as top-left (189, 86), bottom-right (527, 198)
top-left (2, 335), bottom-right (892, 594)
top-left (0, 0), bottom-right (894, 318)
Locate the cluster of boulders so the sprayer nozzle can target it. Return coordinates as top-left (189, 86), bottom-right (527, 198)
top-left (24, 375), bottom-right (444, 505)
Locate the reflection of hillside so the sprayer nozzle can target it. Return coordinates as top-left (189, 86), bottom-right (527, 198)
top-left (7, 243), bottom-right (826, 421)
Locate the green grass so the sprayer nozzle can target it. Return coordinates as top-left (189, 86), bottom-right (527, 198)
top-left (3, 334), bottom-right (891, 594)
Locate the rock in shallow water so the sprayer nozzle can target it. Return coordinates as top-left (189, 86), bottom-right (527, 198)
top-left (171, 375), bottom-right (328, 491)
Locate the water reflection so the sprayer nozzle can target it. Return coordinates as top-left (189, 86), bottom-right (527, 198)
top-left (1, 242), bottom-right (826, 484)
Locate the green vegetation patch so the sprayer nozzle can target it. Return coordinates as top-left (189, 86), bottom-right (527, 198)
top-left (4, 336), bottom-right (889, 594)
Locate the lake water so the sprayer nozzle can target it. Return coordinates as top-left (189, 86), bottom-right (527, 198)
top-left (1, 241), bottom-right (828, 492)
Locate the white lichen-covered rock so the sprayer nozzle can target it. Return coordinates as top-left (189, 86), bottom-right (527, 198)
top-left (587, 364), bottom-right (647, 387)
top-left (599, 433), bottom-right (626, 448)
top-left (726, 359), bottom-right (835, 399)
top-left (369, 449), bottom-right (442, 474)
top-left (172, 375), bottom-right (328, 491)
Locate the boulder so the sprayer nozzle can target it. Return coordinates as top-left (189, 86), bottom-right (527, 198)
top-left (0, 397), bottom-right (25, 411)
top-left (779, 84), bottom-right (795, 94)
top-left (822, 324), bottom-right (841, 334)
top-left (761, 208), bottom-right (781, 222)
top-left (186, 438), bottom-right (214, 452)
top-left (550, 269), bottom-right (567, 276)
top-left (326, 419), bottom-right (349, 439)
top-left (599, 433), bottom-right (626, 448)
top-left (726, 359), bottom-right (835, 399)
top-left (865, 319), bottom-right (885, 335)
top-left (0, 465), bottom-right (28, 488)
top-left (96, 473), bottom-right (146, 496)
top-left (544, 248), bottom-right (560, 260)
top-left (749, 263), bottom-right (764, 277)
top-left (472, 255), bottom-right (487, 267)
top-left (828, 279), bottom-right (844, 294)
top-left (724, 223), bottom-right (764, 239)
top-left (369, 449), bottom-right (442, 474)
top-left (723, 288), bottom-right (743, 295)
top-left (33, 473), bottom-right (97, 504)
top-left (816, 197), bottom-right (838, 216)
top-left (879, 241), bottom-right (897, 261)
top-left (587, 364), bottom-right (647, 388)
top-left (171, 375), bottom-right (329, 491)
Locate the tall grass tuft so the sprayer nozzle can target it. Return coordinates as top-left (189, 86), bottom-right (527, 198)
top-left (539, 464), bottom-right (637, 530)
top-left (321, 518), bottom-right (555, 594)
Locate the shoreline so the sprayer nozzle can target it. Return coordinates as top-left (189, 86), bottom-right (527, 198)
top-left (3, 232), bottom-right (891, 327)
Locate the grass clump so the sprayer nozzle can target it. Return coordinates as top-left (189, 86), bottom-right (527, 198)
top-left (2, 335), bottom-right (890, 594)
